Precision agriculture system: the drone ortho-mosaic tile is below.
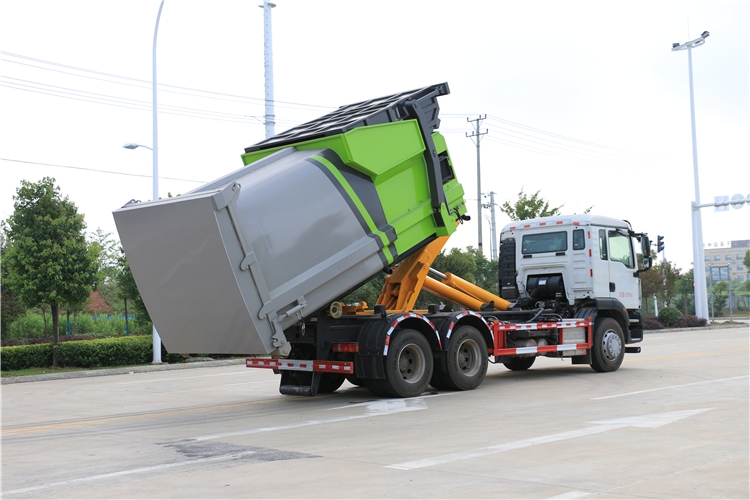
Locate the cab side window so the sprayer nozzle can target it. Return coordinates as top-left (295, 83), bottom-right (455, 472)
top-left (608, 230), bottom-right (634, 269)
top-left (573, 229), bottom-right (585, 250)
top-left (599, 230), bottom-right (608, 260)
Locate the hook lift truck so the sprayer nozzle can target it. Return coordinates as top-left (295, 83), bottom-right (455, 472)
top-left (114, 83), bottom-right (653, 398)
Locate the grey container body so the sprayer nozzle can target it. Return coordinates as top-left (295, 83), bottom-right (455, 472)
top-left (113, 148), bottom-right (384, 355)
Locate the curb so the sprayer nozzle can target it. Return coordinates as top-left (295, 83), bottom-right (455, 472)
top-left (1, 358), bottom-right (247, 385)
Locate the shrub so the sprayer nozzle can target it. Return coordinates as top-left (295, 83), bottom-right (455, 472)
top-left (643, 317), bottom-right (665, 330)
top-left (58, 335), bottom-right (153, 368)
top-left (6, 313), bottom-right (47, 340)
top-left (658, 306), bottom-right (683, 326)
top-left (673, 315), bottom-right (707, 328)
top-left (1, 344), bottom-right (54, 371)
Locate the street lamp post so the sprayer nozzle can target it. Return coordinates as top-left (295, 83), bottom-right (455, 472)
top-left (122, 143), bottom-right (161, 363)
top-left (121, 0), bottom-right (166, 364)
top-left (672, 30), bottom-right (710, 323)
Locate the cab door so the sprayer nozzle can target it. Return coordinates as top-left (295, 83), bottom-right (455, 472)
top-left (607, 229), bottom-right (640, 309)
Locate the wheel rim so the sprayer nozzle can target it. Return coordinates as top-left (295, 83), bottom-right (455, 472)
top-left (455, 339), bottom-right (482, 377)
top-left (601, 329), bottom-right (622, 361)
top-left (397, 343), bottom-right (426, 383)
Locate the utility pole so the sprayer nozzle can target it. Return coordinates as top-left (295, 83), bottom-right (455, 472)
top-left (482, 191), bottom-right (498, 261)
top-left (467, 115), bottom-right (487, 256)
top-left (260, 1), bottom-right (276, 139)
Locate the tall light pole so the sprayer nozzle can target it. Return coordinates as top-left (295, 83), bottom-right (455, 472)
top-left (122, 0), bottom-right (166, 363)
top-left (260, 1), bottom-right (276, 139)
top-left (672, 30), bottom-right (710, 323)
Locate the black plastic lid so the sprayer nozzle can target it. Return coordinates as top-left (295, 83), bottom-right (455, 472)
top-left (244, 83), bottom-right (450, 153)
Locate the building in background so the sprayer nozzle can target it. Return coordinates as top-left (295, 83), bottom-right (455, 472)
top-left (703, 239), bottom-right (750, 283)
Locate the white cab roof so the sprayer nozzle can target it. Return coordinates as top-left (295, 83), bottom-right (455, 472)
top-left (501, 214), bottom-right (630, 233)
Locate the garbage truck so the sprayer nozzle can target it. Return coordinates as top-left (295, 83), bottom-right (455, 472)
top-left (113, 83), bottom-right (653, 399)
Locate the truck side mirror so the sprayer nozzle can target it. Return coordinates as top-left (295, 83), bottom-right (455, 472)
top-left (640, 236), bottom-right (651, 257)
top-left (634, 235), bottom-right (653, 277)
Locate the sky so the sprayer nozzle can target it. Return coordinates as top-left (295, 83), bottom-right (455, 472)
top-left (1, 0), bottom-right (748, 273)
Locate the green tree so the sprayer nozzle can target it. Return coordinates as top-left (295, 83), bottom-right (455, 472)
top-left (2, 178), bottom-right (98, 365)
top-left (0, 234), bottom-right (26, 340)
top-left (744, 250), bottom-right (750, 269)
top-left (342, 273), bottom-right (385, 307)
top-left (675, 268), bottom-right (695, 315)
top-left (89, 229), bottom-right (123, 315)
top-left (115, 247), bottom-right (151, 328)
top-left (710, 281), bottom-right (728, 316)
top-left (500, 188), bottom-right (564, 221)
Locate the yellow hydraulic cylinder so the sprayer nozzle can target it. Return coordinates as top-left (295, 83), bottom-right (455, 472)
top-left (435, 270), bottom-right (511, 311)
top-left (422, 276), bottom-right (486, 311)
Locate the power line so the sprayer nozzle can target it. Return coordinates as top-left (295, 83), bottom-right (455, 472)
top-left (0, 158), bottom-right (207, 183)
top-left (1, 51), bottom-right (336, 111)
top-left (1, 78), bottom-right (305, 127)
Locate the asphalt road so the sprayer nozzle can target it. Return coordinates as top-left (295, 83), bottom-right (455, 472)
top-left (2, 326), bottom-right (748, 499)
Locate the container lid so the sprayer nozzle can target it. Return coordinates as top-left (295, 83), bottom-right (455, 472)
top-left (245, 83), bottom-right (449, 153)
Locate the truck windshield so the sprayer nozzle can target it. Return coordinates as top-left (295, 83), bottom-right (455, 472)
top-left (608, 230), bottom-right (634, 268)
top-left (522, 231), bottom-right (567, 254)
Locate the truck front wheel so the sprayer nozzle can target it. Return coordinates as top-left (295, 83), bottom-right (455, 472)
top-left (382, 329), bottom-right (433, 398)
top-left (590, 317), bottom-right (625, 373)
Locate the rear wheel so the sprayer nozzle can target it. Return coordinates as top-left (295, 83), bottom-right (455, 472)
top-left (503, 356), bottom-right (536, 371)
top-left (442, 326), bottom-right (488, 390)
top-left (381, 329), bottom-right (433, 398)
top-left (590, 317), bottom-right (624, 372)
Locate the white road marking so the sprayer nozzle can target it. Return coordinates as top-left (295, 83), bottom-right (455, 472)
top-left (548, 492), bottom-right (590, 499)
top-left (189, 397), bottom-right (430, 442)
top-left (2, 451), bottom-right (256, 497)
top-left (591, 375), bottom-right (748, 400)
top-left (386, 409), bottom-right (712, 470)
top-left (326, 391), bottom-right (458, 411)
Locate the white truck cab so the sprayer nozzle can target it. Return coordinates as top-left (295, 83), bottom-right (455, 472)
top-left (499, 214), bottom-right (652, 347)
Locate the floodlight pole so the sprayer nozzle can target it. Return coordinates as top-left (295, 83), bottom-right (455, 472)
top-left (672, 31), bottom-right (710, 323)
top-left (261, 1), bottom-right (276, 138)
top-left (151, 0), bottom-right (165, 362)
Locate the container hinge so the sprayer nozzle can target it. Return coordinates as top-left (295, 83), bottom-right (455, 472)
top-left (213, 181), bottom-right (277, 324)
top-left (277, 297), bottom-right (307, 322)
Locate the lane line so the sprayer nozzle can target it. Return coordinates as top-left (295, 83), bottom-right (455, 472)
top-left (387, 409), bottom-right (711, 471)
top-left (2, 451), bottom-right (256, 497)
top-left (591, 375), bottom-right (749, 400)
top-left (548, 492), bottom-right (590, 499)
top-left (387, 425), bottom-right (625, 470)
top-left (189, 396), bottom-right (437, 441)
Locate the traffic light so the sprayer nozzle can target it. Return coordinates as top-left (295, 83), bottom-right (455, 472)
top-left (657, 235), bottom-right (664, 253)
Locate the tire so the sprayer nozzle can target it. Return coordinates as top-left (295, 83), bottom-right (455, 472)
top-left (503, 356), bottom-right (536, 371)
top-left (590, 317), bottom-right (625, 373)
top-left (441, 326), bottom-right (488, 390)
top-left (381, 329), bottom-right (433, 398)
